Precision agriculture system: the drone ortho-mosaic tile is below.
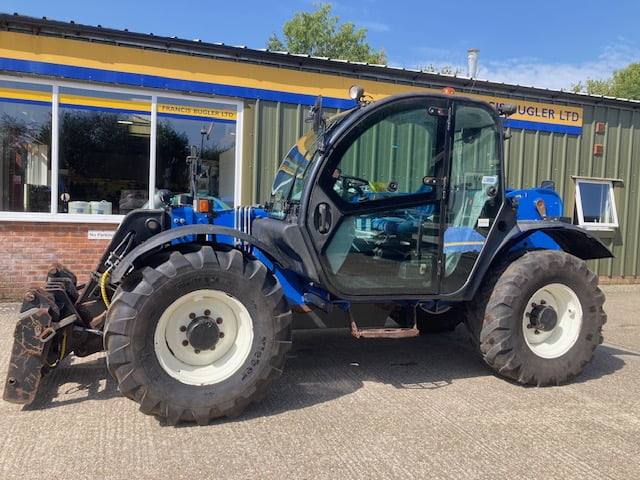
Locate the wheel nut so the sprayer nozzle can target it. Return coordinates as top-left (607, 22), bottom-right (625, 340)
top-left (204, 309), bottom-right (211, 316)
top-left (216, 317), bottom-right (223, 324)
top-left (194, 349), bottom-right (201, 354)
top-left (219, 332), bottom-right (225, 339)
top-left (179, 326), bottom-right (186, 332)
top-left (189, 312), bottom-right (196, 319)
top-left (182, 340), bottom-right (189, 346)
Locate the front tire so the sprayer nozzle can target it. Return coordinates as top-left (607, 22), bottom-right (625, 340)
top-left (104, 246), bottom-right (292, 425)
top-left (478, 250), bottom-right (606, 386)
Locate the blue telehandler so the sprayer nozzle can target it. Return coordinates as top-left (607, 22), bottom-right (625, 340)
top-left (4, 86), bottom-right (612, 424)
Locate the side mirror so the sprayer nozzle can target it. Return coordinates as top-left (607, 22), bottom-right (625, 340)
top-left (498, 103), bottom-right (517, 117)
top-left (306, 95), bottom-right (325, 133)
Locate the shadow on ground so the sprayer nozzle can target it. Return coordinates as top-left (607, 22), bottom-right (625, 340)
top-left (23, 356), bottom-right (120, 411)
top-left (19, 326), bottom-right (627, 425)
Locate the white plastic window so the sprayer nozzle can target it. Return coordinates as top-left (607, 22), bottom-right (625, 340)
top-left (574, 178), bottom-right (619, 229)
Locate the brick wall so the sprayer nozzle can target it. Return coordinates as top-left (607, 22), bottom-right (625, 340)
top-left (0, 222), bottom-right (115, 301)
top-left (0, 221), bottom-right (636, 302)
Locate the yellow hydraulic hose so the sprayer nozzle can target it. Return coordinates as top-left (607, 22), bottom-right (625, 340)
top-left (100, 266), bottom-right (113, 308)
top-left (45, 330), bottom-right (67, 368)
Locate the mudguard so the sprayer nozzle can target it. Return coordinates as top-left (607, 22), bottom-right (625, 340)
top-left (510, 220), bottom-right (613, 260)
top-left (109, 224), bottom-right (291, 283)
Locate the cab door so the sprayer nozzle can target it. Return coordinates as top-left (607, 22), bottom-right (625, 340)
top-left (303, 96), bottom-right (451, 298)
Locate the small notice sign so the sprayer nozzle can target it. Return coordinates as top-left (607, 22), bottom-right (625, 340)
top-left (88, 230), bottom-right (116, 240)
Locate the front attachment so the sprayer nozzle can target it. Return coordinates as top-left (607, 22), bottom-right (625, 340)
top-left (3, 288), bottom-right (61, 404)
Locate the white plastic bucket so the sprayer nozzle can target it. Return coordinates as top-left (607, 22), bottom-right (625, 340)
top-left (90, 200), bottom-right (112, 215)
top-left (68, 201), bottom-right (89, 214)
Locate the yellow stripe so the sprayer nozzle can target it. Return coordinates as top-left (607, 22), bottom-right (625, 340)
top-left (445, 241), bottom-right (485, 247)
top-left (59, 93), bottom-right (151, 112)
top-left (0, 30), bottom-right (437, 103)
top-left (470, 93), bottom-right (582, 127)
top-left (0, 31), bottom-right (582, 127)
top-left (0, 31), bottom-right (360, 101)
top-left (0, 86), bottom-right (51, 103)
top-left (0, 87), bottom-right (238, 118)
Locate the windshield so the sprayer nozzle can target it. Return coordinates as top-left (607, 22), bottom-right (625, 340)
top-left (268, 130), bottom-right (319, 218)
top-left (268, 108), bottom-right (354, 218)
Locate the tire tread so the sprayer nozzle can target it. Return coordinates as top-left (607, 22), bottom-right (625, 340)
top-left (477, 250), bottom-right (605, 386)
top-left (104, 246), bottom-right (292, 425)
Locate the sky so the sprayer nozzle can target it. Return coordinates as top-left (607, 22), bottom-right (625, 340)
top-left (2, 0), bottom-right (639, 91)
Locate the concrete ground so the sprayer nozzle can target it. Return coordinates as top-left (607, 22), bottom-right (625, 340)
top-left (0, 284), bottom-right (638, 480)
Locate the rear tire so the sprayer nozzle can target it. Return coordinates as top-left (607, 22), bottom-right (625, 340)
top-left (478, 250), bottom-right (605, 386)
top-left (104, 246), bottom-right (292, 425)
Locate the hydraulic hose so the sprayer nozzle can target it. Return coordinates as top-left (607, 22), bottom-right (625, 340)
top-left (100, 266), bottom-right (113, 308)
top-left (45, 330), bottom-right (67, 368)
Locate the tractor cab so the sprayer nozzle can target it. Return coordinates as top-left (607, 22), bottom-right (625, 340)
top-left (263, 87), bottom-right (509, 302)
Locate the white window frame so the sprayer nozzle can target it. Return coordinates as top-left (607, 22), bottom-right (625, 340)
top-left (0, 75), bottom-right (243, 223)
top-left (573, 176), bottom-right (621, 230)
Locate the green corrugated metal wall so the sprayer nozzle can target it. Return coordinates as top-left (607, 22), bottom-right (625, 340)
top-left (247, 95), bottom-right (640, 280)
top-left (503, 100), bottom-right (640, 279)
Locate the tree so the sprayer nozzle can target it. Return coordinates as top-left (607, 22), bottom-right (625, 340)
top-left (573, 63), bottom-right (640, 100)
top-left (267, 3), bottom-right (386, 64)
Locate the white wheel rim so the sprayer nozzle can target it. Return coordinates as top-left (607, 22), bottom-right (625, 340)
top-left (154, 289), bottom-right (254, 385)
top-left (522, 283), bottom-right (582, 359)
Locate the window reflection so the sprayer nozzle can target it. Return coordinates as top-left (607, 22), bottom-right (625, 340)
top-left (58, 87), bottom-right (151, 214)
top-left (156, 97), bottom-right (237, 207)
top-left (0, 81), bottom-right (52, 212)
top-left (0, 79), bottom-right (239, 216)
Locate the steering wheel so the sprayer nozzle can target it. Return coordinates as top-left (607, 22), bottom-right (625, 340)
top-left (339, 174), bottom-right (369, 200)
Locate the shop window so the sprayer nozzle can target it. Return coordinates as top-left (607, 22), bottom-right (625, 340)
top-left (156, 97), bottom-right (237, 207)
top-left (574, 177), bottom-right (621, 230)
top-left (58, 87), bottom-right (151, 214)
top-left (0, 78), bottom-right (241, 219)
top-left (0, 80), bottom-right (52, 213)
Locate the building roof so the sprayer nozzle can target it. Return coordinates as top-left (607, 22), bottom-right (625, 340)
top-left (1, 12), bottom-right (639, 109)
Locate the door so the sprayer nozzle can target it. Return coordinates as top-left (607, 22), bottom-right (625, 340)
top-left (441, 102), bottom-right (503, 292)
top-left (304, 97), bottom-right (450, 297)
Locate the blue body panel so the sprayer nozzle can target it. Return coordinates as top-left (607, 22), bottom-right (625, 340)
top-left (170, 203), bottom-right (307, 306)
top-left (167, 185), bottom-right (567, 308)
top-left (506, 188), bottom-right (563, 252)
